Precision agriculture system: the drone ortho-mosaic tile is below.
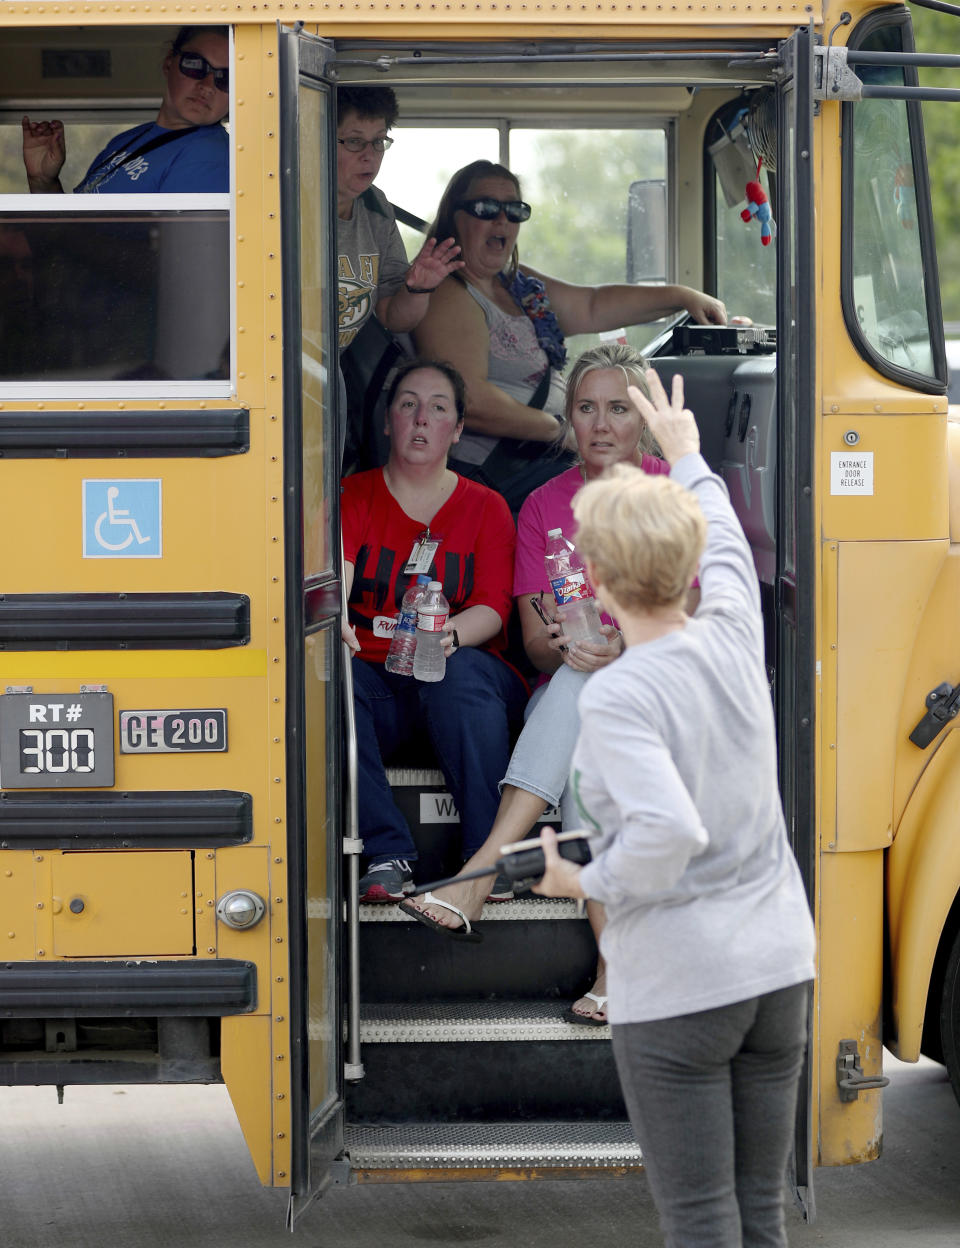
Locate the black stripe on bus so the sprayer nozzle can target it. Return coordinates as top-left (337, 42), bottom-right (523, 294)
top-left (0, 790), bottom-right (252, 850)
top-left (0, 409), bottom-right (250, 458)
top-left (0, 592), bottom-right (250, 649)
top-left (0, 960), bottom-right (257, 1016)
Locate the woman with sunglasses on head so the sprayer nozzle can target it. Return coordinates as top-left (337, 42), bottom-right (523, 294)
top-left (22, 27), bottom-right (230, 194)
top-left (336, 86), bottom-right (462, 353)
top-left (414, 160), bottom-right (727, 513)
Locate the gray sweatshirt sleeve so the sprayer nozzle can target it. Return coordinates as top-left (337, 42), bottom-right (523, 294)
top-left (671, 453), bottom-right (762, 621)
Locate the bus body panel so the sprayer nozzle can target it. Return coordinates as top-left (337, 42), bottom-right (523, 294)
top-left (816, 848), bottom-right (885, 1164)
top-left (834, 538), bottom-right (947, 853)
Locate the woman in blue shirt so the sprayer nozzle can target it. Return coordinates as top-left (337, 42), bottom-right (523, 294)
top-left (22, 26), bottom-right (229, 194)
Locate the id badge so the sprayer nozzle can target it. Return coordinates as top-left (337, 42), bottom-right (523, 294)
top-left (403, 538), bottom-right (439, 575)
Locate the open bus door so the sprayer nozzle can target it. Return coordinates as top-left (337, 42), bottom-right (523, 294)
top-left (278, 25), bottom-right (346, 1228)
top-left (775, 23), bottom-right (817, 1220)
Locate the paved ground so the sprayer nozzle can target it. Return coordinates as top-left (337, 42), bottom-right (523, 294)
top-left (4, 1055), bottom-right (960, 1247)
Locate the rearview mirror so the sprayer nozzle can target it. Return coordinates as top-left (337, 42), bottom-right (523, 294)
top-left (626, 179), bottom-right (667, 284)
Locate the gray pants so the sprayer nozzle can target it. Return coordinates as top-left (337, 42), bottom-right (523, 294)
top-left (611, 981), bottom-right (810, 1248)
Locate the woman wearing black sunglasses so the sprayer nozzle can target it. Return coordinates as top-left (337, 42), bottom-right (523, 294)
top-left (22, 26), bottom-right (229, 194)
top-left (415, 160), bottom-right (727, 513)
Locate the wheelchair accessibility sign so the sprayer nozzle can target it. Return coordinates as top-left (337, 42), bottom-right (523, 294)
top-left (82, 479), bottom-right (162, 559)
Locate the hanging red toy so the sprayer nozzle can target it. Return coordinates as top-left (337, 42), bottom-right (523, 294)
top-left (741, 158), bottom-right (775, 246)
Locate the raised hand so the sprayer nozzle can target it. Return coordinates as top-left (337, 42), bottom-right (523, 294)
top-left (627, 370), bottom-right (700, 468)
top-left (405, 236), bottom-right (464, 294)
top-left (22, 116), bottom-right (66, 191)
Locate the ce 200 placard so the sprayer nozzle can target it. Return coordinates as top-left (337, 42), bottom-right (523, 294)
top-left (120, 709), bottom-right (228, 754)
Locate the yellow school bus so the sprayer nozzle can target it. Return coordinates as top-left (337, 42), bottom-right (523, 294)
top-left (0, 0), bottom-right (958, 1226)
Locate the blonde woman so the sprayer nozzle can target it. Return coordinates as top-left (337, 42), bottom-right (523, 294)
top-left (534, 370), bottom-right (816, 1248)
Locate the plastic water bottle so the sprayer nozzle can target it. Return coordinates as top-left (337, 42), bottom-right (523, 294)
top-left (413, 581), bottom-right (449, 683)
top-left (543, 528), bottom-right (605, 645)
top-left (385, 574), bottom-right (432, 675)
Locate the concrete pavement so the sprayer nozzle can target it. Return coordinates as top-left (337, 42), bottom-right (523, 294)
top-left (3, 1055), bottom-right (960, 1247)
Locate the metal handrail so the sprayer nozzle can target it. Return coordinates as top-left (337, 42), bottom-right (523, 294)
top-left (340, 547), bottom-right (364, 1082)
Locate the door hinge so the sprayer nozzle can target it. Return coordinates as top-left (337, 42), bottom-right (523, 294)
top-left (909, 681), bottom-right (960, 749)
top-left (814, 46), bottom-right (864, 102)
top-left (836, 1038), bottom-right (890, 1102)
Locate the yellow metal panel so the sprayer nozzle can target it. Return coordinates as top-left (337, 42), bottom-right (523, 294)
top-left (821, 413), bottom-right (948, 543)
top-left (887, 730), bottom-right (960, 1062)
top-left (820, 541), bottom-right (838, 853)
top-left (0, 4), bottom-right (823, 32)
top-left (0, 653), bottom-right (268, 679)
top-left (816, 850), bottom-right (884, 1166)
top-left (1, 853), bottom-right (36, 959)
top-left (833, 541), bottom-right (946, 852)
top-left (49, 851), bottom-right (193, 957)
top-left (32, 852), bottom-right (53, 960)
top-left (949, 421), bottom-right (960, 543)
top-left (222, 1014), bottom-right (285, 1186)
top-left (0, 457), bottom-right (265, 615)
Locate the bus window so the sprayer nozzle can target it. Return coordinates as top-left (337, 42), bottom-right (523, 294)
top-left (512, 126), bottom-right (668, 356)
top-left (0, 204), bottom-right (229, 389)
top-left (0, 124), bottom-right (122, 195)
top-left (373, 126), bottom-right (500, 255)
top-left (846, 20), bottom-right (937, 381)
top-left (0, 24), bottom-right (233, 399)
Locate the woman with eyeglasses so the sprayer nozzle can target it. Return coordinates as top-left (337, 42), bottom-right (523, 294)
top-left (22, 26), bottom-right (230, 194)
top-left (336, 86), bottom-right (462, 353)
top-left (414, 160), bottom-right (727, 512)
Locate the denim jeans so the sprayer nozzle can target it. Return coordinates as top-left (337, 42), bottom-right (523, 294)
top-left (352, 649), bottom-right (527, 862)
top-left (611, 982), bottom-right (811, 1248)
top-left (501, 663), bottom-right (589, 829)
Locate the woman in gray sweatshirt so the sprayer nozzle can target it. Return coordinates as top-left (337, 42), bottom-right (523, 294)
top-left (534, 369), bottom-right (816, 1248)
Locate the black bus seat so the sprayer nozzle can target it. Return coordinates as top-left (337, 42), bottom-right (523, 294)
top-left (650, 351), bottom-right (777, 586)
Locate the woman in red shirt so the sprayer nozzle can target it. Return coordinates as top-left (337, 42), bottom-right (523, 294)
top-left (342, 358), bottom-right (527, 912)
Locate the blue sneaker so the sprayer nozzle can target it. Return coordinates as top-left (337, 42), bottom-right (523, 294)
top-left (359, 858), bottom-right (414, 903)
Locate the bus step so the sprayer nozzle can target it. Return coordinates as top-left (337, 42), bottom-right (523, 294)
top-left (343, 1121), bottom-right (642, 1171)
top-left (346, 1038), bottom-right (626, 1122)
top-left (360, 999), bottom-right (609, 1043)
top-left (359, 909), bottom-right (598, 1003)
top-left (360, 897), bottom-right (580, 922)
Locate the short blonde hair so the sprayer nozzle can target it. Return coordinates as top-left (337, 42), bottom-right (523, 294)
top-left (573, 463), bottom-right (706, 611)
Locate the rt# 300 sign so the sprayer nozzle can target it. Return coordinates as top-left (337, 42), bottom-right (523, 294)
top-left (0, 692), bottom-right (115, 788)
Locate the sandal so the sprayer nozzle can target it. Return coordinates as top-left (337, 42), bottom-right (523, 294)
top-left (397, 892), bottom-right (483, 943)
top-left (563, 991), bottom-right (608, 1027)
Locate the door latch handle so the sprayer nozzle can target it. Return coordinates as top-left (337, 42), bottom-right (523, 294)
top-left (909, 681), bottom-right (960, 749)
top-left (836, 1038), bottom-right (890, 1102)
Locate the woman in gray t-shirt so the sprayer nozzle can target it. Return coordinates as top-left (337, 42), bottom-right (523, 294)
top-left (336, 86), bottom-right (462, 352)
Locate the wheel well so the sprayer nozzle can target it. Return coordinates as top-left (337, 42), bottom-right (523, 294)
top-left (920, 887), bottom-right (960, 1063)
